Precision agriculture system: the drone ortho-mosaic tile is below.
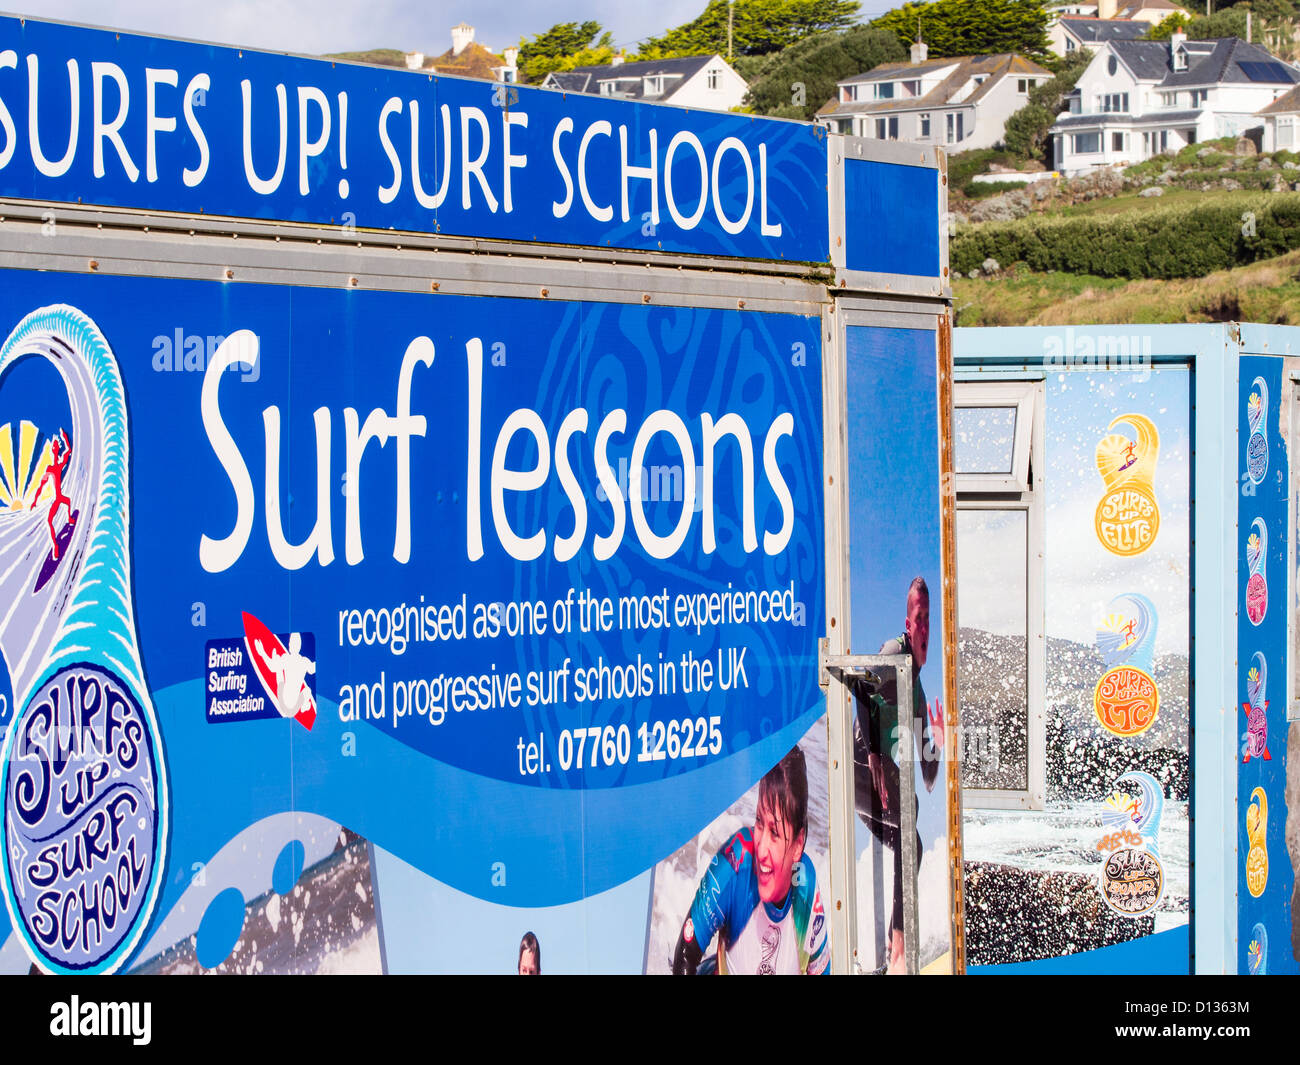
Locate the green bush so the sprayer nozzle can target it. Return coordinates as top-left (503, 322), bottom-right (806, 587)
top-left (947, 149), bottom-right (1028, 195)
top-left (965, 180), bottom-right (1035, 199)
top-left (951, 194), bottom-right (1300, 278)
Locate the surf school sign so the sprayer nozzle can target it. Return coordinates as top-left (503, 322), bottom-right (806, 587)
top-left (0, 16), bottom-right (829, 262)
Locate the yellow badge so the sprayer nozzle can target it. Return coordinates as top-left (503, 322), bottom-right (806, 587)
top-left (1245, 787), bottom-right (1268, 898)
top-left (1094, 414), bottom-right (1160, 556)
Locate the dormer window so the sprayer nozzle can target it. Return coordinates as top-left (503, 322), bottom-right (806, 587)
top-left (645, 76), bottom-right (663, 94)
top-left (874, 82), bottom-right (896, 100)
top-left (1174, 48), bottom-right (1188, 72)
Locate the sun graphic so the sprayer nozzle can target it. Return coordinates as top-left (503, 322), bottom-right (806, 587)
top-left (1248, 532), bottom-right (1261, 555)
top-left (1249, 391), bottom-right (1261, 416)
top-left (1104, 790), bottom-right (1140, 823)
top-left (0, 421), bottom-right (56, 512)
top-left (1248, 666), bottom-right (1259, 685)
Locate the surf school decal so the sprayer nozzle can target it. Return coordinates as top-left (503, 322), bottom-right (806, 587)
top-left (1246, 376), bottom-right (1269, 486)
top-left (1245, 786), bottom-right (1269, 899)
top-left (0, 306), bottom-right (168, 975)
top-left (1094, 413), bottom-right (1160, 557)
top-left (1245, 518), bottom-right (1268, 626)
top-left (1093, 593), bottom-right (1160, 738)
top-left (1241, 652), bottom-right (1272, 764)
top-left (1248, 923), bottom-right (1267, 975)
top-left (1097, 770), bottom-right (1165, 918)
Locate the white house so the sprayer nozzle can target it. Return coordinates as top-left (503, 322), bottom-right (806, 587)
top-left (1050, 34), bottom-right (1300, 175)
top-left (542, 55), bottom-right (747, 111)
top-left (816, 41), bottom-right (1053, 150)
top-left (1257, 83), bottom-right (1300, 150)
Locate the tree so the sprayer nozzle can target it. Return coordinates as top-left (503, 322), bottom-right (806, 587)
top-left (872, 0), bottom-right (1052, 59)
top-left (745, 26), bottom-right (907, 118)
top-left (518, 21), bottom-right (614, 83)
top-left (641, 0), bottom-right (862, 58)
top-left (1002, 49), bottom-right (1090, 163)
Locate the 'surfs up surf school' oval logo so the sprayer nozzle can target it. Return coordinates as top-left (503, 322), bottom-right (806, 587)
top-left (0, 306), bottom-right (168, 974)
top-left (1097, 770), bottom-right (1165, 918)
top-left (1241, 651), bottom-right (1272, 764)
top-left (1246, 517), bottom-right (1268, 626)
top-left (1246, 375), bottom-right (1269, 486)
top-left (1093, 593), bottom-right (1159, 738)
top-left (1245, 787), bottom-right (1268, 898)
top-left (1095, 413), bottom-right (1160, 557)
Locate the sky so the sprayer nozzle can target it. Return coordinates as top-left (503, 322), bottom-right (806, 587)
top-left (5, 1), bottom-right (896, 58)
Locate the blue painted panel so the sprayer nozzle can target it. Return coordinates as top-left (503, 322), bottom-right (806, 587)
top-left (844, 158), bottom-right (939, 277)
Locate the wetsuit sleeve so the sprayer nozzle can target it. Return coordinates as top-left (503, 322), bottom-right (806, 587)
top-left (671, 831), bottom-right (748, 975)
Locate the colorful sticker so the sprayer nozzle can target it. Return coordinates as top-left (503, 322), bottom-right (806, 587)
top-left (0, 307), bottom-right (169, 975)
top-left (1245, 787), bottom-right (1269, 898)
top-left (1097, 771), bottom-right (1165, 918)
top-left (1093, 594), bottom-right (1160, 737)
top-left (1247, 923), bottom-right (1267, 975)
top-left (1241, 652), bottom-right (1272, 764)
top-left (1246, 376), bottom-right (1269, 486)
top-left (1094, 413), bottom-right (1160, 556)
top-left (1246, 517), bottom-right (1268, 626)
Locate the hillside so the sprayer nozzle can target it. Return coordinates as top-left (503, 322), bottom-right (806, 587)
top-left (952, 137), bottom-right (1300, 324)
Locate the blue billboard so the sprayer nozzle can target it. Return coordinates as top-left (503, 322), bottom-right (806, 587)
top-left (0, 269), bottom-right (825, 973)
top-left (0, 16), bottom-right (830, 263)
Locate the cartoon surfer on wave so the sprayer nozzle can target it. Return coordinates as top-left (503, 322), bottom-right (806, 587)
top-left (29, 429), bottom-right (75, 560)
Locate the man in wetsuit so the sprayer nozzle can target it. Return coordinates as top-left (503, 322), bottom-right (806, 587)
top-left (852, 576), bottom-right (943, 974)
top-left (672, 745), bottom-right (829, 975)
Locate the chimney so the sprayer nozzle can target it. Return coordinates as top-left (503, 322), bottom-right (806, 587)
top-left (611, 52), bottom-right (626, 66)
top-left (503, 46), bottom-right (518, 68)
top-left (451, 22), bottom-right (474, 56)
top-left (911, 38), bottom-right (928, 64)
top-left (404, 51), bottom-right (425, 71)
top-left (1098, 0), bottom-right (1117, 19)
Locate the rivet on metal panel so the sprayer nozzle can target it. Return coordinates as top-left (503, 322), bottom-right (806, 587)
top-left (836, 236), bottom-right (842, 246)
top-left (836, 900), bottom-right (842, 910)
top-left (833, 760), bottom-right (838, 770)
top-left (224, 268), bottom-right (234, 280)
top-left (349, 276), bottom-right (359, 287)
top-left (541, 288), bottom-right (549, 298)
top-left (830, 617), bottom-right (836, 628)
top-left (839, 279), bottom-right (846, 287)
top-left (643, 293), bottom-right (652, 303)
top-left (943, 267), bottom-right (949, 277)
top-left (431, 281), bottom-right (440, 292)
top-left (828, 475), bottom-right (833, 485)
top-left (942, 175), bottom-right (948, 185)
top-left (88, 260), bottom-right (99, 272)
top-left (737, 299), bottom-right (745, 309)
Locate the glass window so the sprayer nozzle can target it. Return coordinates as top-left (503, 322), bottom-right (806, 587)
top-left (875, 82), bottom-right (895, 100)
top-left (1112, 131), bottom-right (1125, 152)
top-left (1073, 132), bottom-right (1102, 154)
top-left (708, 69), bottom-right (720, 90)
top-left (920, 112), bottom-right (931, 138)
top-left (955, 380), bottom-right (1044, 810)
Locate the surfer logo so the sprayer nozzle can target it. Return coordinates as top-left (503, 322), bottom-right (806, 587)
top-left (1241, 653), bottom-right (1272, 764)
top-left (1094, 413), bottom-right (1160, 557)
top-left (1093, 595), bottom-right (1160, 737)
top-left (242, 612), bottom-right (317, 730)
top-left (29, 429), bottom-right (76, 560)
top-left (757, 925), bottom-right (780, 975)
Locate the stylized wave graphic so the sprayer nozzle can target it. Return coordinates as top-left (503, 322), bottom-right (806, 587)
top-left (1248, 651), bottom-right (1267, 710)
top-left (0, 307), bottom-right (146, 699)
top-left (1095, 592), bottom-right (1156, 668)
top-left (0, 305), bottom-right (167, 974)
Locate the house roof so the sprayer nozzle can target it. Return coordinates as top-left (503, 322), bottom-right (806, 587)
top-left (545, 55), bottom-right (718, 99)
top-left (1111, 37), bottom-right (1300, 88)
top-left (1059, 17), bottom-right (1150, 43)
top-left (430, 41), bottom-right (504, 80)
top-left (1117, 0), bottom-right (1180, 12)
top-left (1257, 82), bottom-right (1300, 114)
top-left (820, 54), bottom-right (1052, 118)
top-left (1052, 108), bottom-right (1201, 127)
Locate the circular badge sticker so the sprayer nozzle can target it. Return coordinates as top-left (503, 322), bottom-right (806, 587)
top-left (1093, 665), bottom-right (1159, 737)
top-left (1246, 572), bottom-right (1268, 626)
top-left (1099, 847), bottom-right (1164, 917)
top-left (1095, 485), bottom-right (1159, 557)
top-left (2, 663), bottom-right (163, 973)
top-left (1246, 431), bottom-right (1268, 486)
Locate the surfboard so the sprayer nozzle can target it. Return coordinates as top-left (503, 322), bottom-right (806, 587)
top-left (241, 611), bottom-right (316, 730)
top-left (32, 509), bottom-right (78, 594)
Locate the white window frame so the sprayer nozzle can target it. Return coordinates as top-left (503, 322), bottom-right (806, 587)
top-left (954, 380), bottom-right (1046, 811)
top-left (919, 112), bottom-right (931, 138)
top-left (707, 68), bottom-right (720, 90)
